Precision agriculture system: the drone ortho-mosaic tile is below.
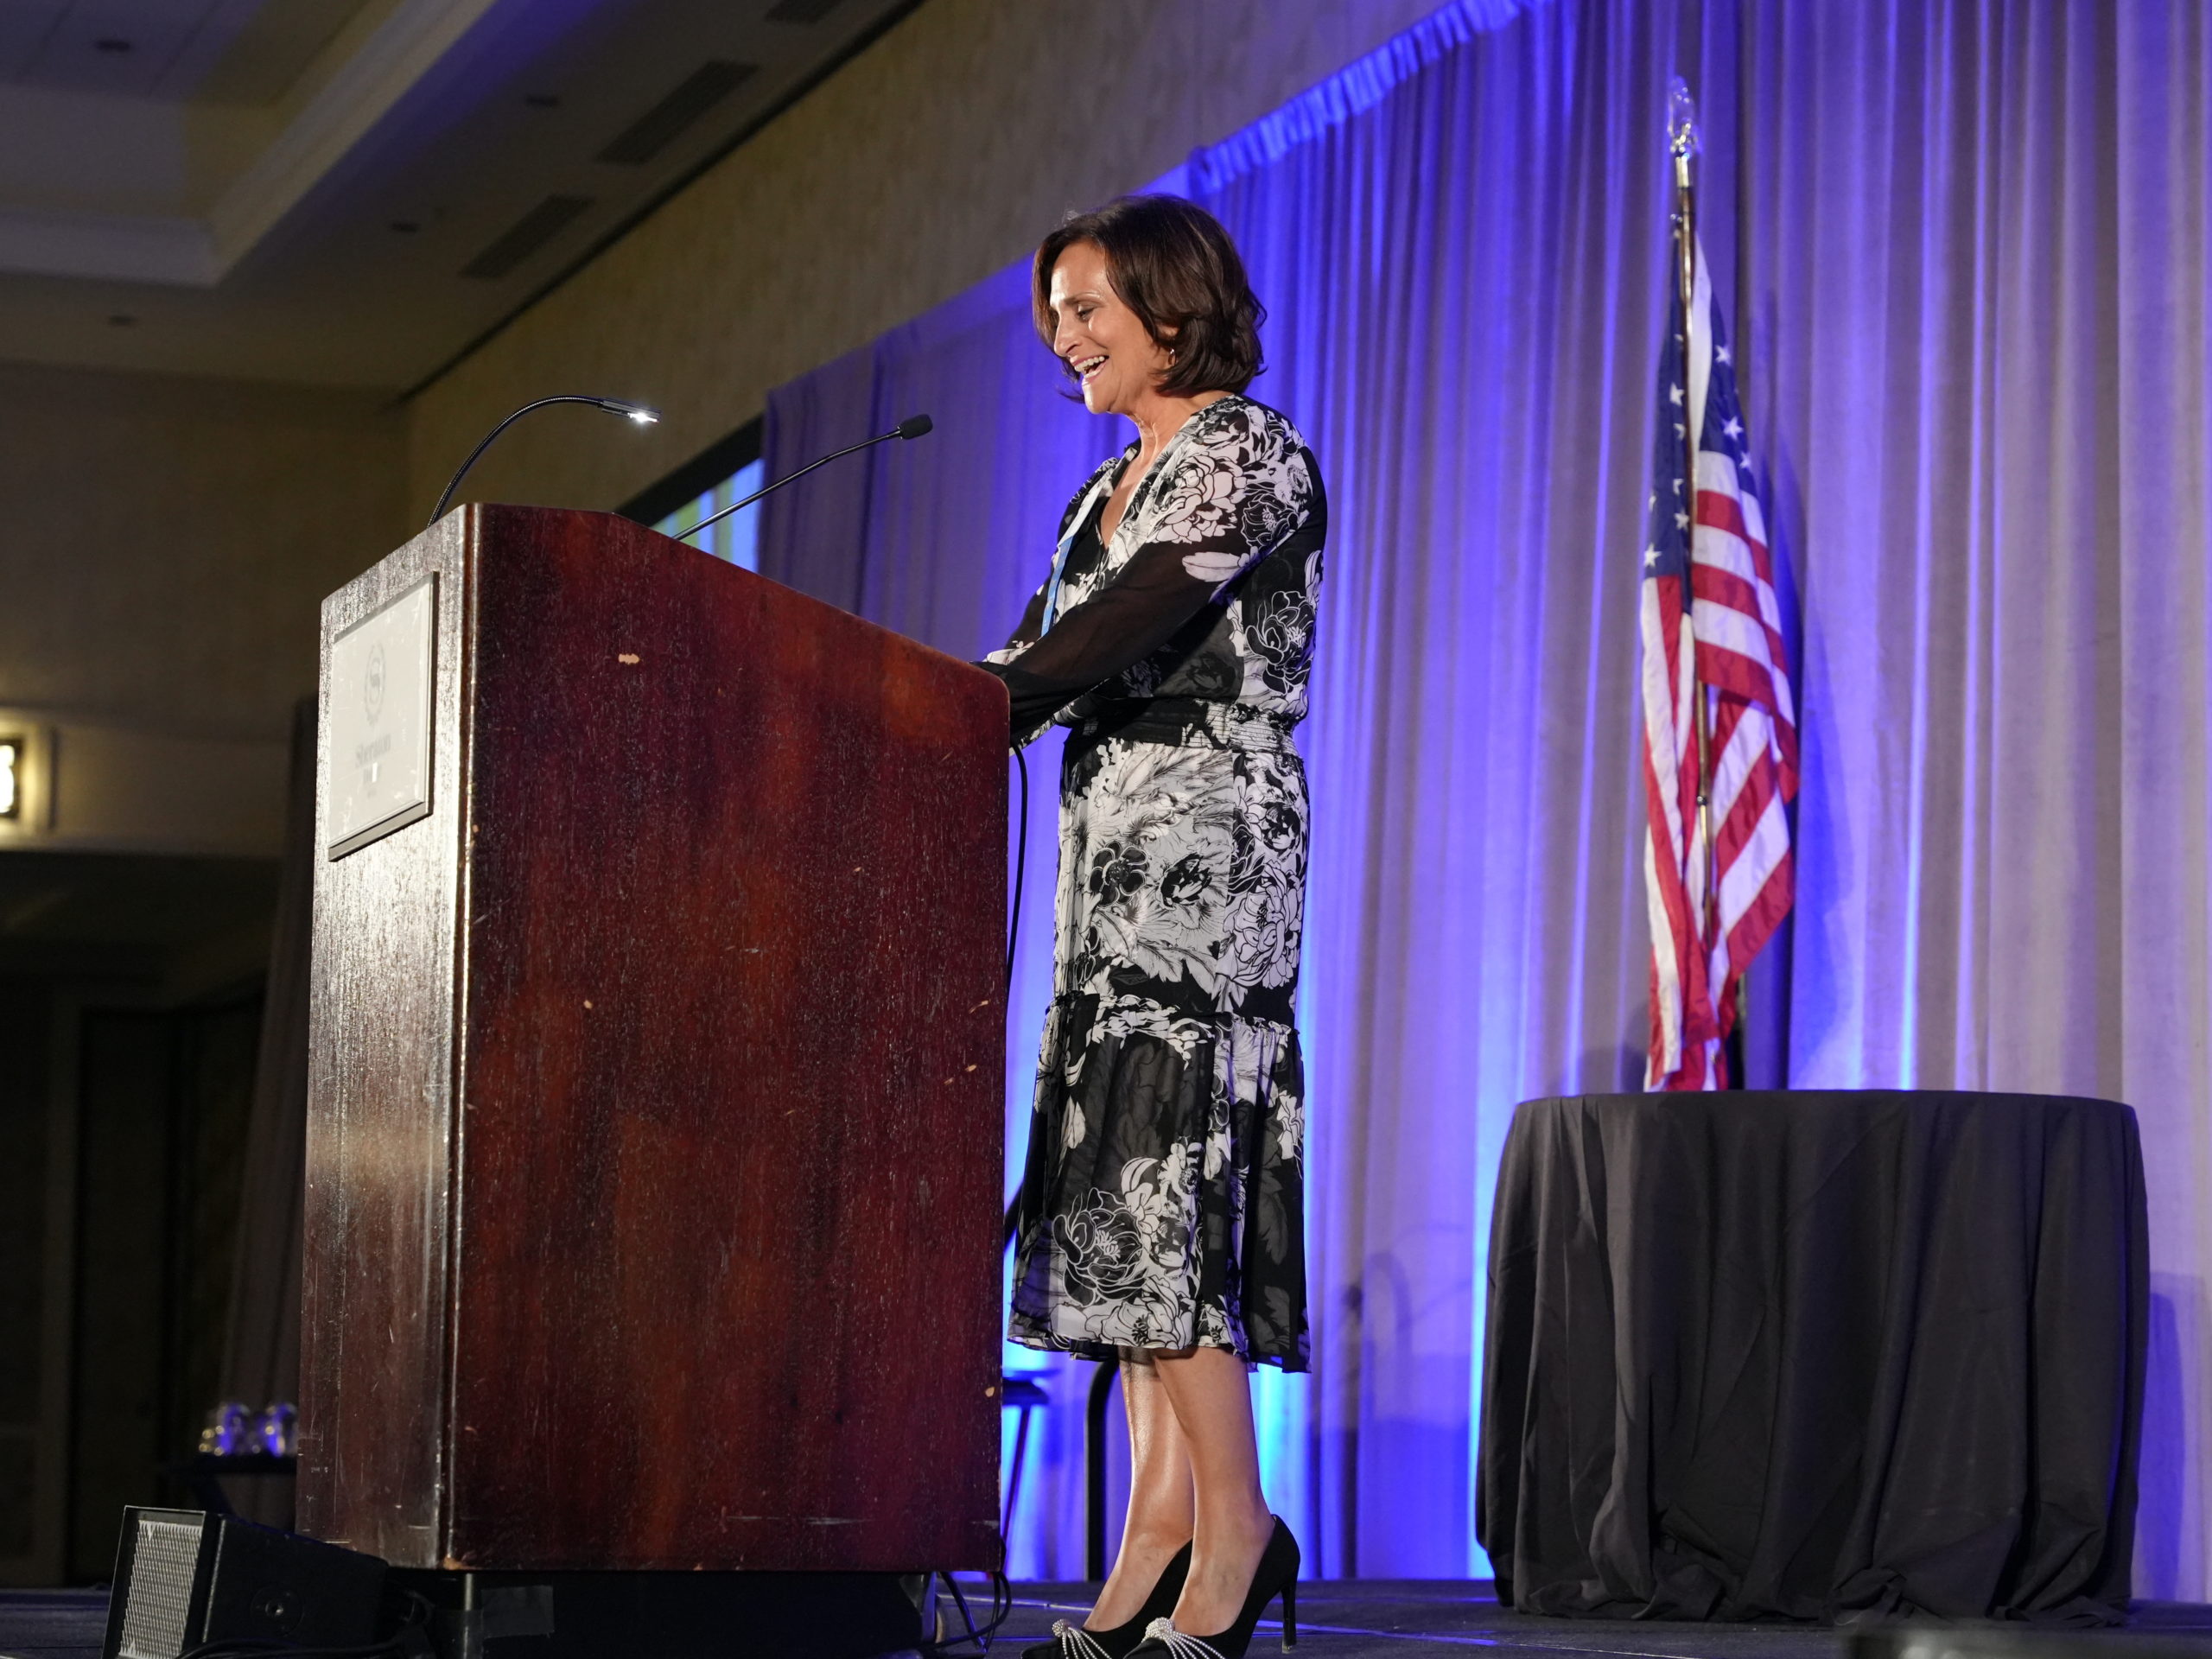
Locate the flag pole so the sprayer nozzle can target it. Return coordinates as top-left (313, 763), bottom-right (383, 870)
top-left (1668, 83), bottom-right (1720, 958)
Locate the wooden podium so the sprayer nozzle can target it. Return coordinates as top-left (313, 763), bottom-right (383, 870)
top-left (297, 505), bottom-right (1007, 1575)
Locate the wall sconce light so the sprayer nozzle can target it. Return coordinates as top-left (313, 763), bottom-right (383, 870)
top-left (0, 719), bottom-right (53, 836)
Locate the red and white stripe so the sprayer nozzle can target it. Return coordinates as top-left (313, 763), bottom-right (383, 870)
top-left (1645, 245), bottom-right (1798, 1091)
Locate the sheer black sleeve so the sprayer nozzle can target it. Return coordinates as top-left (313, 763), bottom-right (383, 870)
top-left (980, 541), bottom-right (1225, 741)
top-left (982, 461), bottom-right (1121, 670)
top-left (980, 416), bottom-right (1316, 745)
top-left (992, 582), bottom-right (1050, 658)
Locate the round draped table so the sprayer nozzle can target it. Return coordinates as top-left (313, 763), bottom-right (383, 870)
top-left (1475, 1090), bottom-right (2145, 1625)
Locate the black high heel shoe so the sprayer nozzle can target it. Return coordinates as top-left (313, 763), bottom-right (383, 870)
top-left (1128, 1516), bottom-right (1299, 1658)
top-left (1021, 1538), bottom-right (1193, 1659)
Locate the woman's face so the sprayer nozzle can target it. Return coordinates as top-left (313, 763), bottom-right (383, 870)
top-left (1048, 240), bottom-right (1174, 417)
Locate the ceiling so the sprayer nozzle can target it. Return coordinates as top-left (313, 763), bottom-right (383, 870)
top-left (0, 0), bottom-right (372, 105)
top-left (0, 0), bottom-right (917, 389)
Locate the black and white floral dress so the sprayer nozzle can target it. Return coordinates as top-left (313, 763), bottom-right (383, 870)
top-left (982, 394), bottom-right (1325, 1370)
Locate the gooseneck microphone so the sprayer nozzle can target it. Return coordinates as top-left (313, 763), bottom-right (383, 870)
top-left (676, 414), bottom-right (932, 543)
top-left (428, 394), bottom-right (660, 529)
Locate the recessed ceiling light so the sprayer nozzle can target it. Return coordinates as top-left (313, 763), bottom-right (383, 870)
top-left (94, 37), bottom-right (132, 53)
top-left (107, 315), bottom-right (137, 327)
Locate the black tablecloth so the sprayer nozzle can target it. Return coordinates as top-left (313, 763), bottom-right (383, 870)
top-left (1476, 1090), bottom-right (2145, 1624)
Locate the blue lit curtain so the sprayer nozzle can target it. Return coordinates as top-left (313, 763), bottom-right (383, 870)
top-left (653, 456), bottom-right (765, 569)
top-left (760, 0), bottom-right (2212, 1593)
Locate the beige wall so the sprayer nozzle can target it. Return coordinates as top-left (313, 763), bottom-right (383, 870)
top-left (0, 2), bottom-right (1443, 849)
top-left (0, 362), bottom-right (403, 855)
top-left (0, 361), bottom-right (407, 741)
top-left (404, 0), bottom-right (1446, 520)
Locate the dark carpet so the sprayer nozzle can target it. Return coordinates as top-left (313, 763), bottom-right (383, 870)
top-left (996, 1584), bottom-right (2212, 1659)
top-left (9, 1582), bottom-right (2212, 1658)
top-left (0, 1592), bottom-right (105, 1659)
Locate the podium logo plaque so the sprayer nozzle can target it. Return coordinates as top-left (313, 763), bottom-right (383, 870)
top-left (327, 575), bottom-right (435, 859)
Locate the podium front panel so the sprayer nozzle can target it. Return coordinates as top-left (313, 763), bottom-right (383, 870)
top-left (302, 505), bottom-right (1007, 1572)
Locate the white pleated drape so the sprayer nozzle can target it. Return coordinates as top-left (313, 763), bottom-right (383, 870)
top-left (759, 0), bottom-right (2212, 1593)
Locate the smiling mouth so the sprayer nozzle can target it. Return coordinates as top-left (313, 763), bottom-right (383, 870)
top-left (1073, 353), bottom-right (1106, 385)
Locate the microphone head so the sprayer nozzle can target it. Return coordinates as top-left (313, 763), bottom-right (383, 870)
top-left (895, 413), bottom-right (933, 440)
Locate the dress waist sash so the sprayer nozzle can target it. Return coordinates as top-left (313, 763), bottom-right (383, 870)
top-left (1065, 696), bottom-right (1300, 754)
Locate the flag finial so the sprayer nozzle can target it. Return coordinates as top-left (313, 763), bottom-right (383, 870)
top-left (1663, 78), bottom-right (1699, 163)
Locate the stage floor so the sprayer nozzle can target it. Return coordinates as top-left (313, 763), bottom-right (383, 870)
top-left (0, 1592), bottom-right (103, 1659)
top-left (6, 1583), bottom-right (2212, 1658)
top-left (1001, 1582), bottom-right (2212, 1659)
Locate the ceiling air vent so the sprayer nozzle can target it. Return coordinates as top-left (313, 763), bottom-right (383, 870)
top-left (460, 194), bottom-right (594, 280)
top-left (596, 60), bottom-right (757, 166)
top-left (766, 0), bottom-right (847, 22)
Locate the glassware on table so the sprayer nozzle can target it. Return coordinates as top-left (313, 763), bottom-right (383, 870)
top-left (197, 1401), bottom-right (252, 1456)
top-left (255, 1401), bottom-right (298, 1458)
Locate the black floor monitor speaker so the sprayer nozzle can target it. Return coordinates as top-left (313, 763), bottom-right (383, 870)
top-left (103, 1506), bottom-right (386, 1659)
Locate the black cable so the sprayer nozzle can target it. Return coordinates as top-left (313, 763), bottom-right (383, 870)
top-left (179, 1636), bottom-right (411, 1659)
top-left (180, 1640), bottom-right (399, 1659)
top-left (917, 1490), bottom-right (1015, 1654)
top-left (1002, 741), bottom-right (1032, 1252)
top-left (941, 1572), bottom-right (980, 1649)
top-left (924, 1560), bottom-right (1014, 1654)
top-left (975, 1499), bottom-right (1014, 1649)
top-left (1005, 742), bottom-right (1028, 991)
top-left (970, 755), bottom-right (1032, 1651)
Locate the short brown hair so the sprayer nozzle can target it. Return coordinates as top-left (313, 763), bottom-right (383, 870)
top-left (1033, 195), bottom-right (1265, 397)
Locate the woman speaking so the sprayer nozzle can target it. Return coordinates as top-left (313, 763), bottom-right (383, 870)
top-left (982, 196), bottom-right (1324, 1659)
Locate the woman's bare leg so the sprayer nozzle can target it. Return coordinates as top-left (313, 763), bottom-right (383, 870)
top-left (1151, 1346), bottom-right (1276, 1635)
top-left (1084, 1351), bottom-right (1197, 1629)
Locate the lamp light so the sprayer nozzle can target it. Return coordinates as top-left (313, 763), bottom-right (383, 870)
top-left (428, 395), bottom-right (661, 527)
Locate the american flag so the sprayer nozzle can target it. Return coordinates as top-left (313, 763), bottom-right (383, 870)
top-left (1640, 241), bottom-right (1798, 1090)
